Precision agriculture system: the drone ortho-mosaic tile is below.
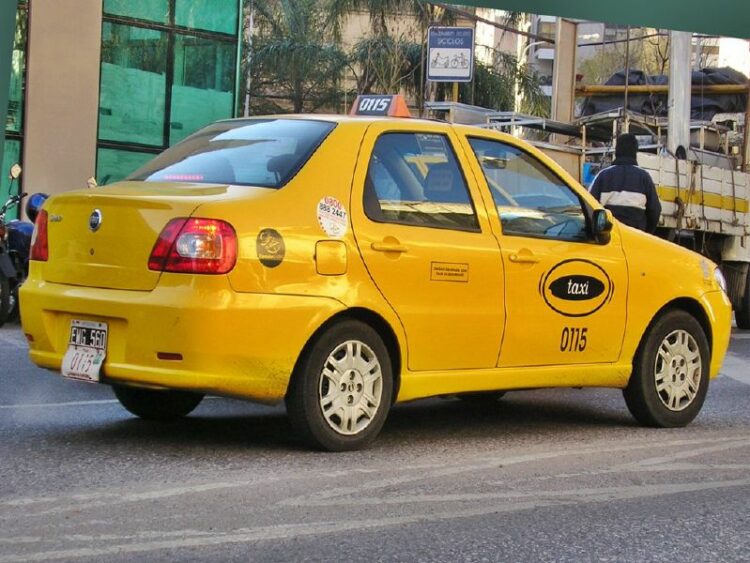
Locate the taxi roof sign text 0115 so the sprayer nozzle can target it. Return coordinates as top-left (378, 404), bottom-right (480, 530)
top-left (349, 95), bottom-right (412, 118)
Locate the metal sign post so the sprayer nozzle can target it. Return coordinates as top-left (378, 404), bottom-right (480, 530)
top-left (427, 27), bottom-right (474, 103)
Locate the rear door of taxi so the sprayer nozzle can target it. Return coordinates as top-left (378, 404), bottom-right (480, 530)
top-left (350, 121), bottom-right (505, 372)
top-left (458, 131), bottom-right (628, 367)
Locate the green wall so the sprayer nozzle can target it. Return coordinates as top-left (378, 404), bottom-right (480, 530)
top-left (0, 0), bottom-right (19, 167)
top-left (465, 0), bottom-right (750, 39)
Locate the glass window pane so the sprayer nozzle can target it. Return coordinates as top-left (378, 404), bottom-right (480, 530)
top-left (364, 133), bottom-right (479, 232)
top-left (169, 35), bottom-right (236, 144)
top-left (132, 119), bottom-right (335, 188)
top-left (1, 140), bottom-right (22, 220)
top-left (99, 23), bottom-right (167, 146)
top-left (97, 147), bottom-right (155, 185)
top-left (469, 138), bottom-right (587, 241)
top-left (175, 0), bottom-right (238, 34)
top-left (6, 5), bottom-right (26, 134)
top-left (103, 0), bottom-right (168, 24)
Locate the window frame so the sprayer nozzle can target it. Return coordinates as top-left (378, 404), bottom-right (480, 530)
top-left (96, 0), bottom-right (240, 184)
top-left (363, 130), bottom-right (483, 234)
top-left (2, 1), bottom-right (28, 218)
top-left (467, 135), bottom-right (596, 244)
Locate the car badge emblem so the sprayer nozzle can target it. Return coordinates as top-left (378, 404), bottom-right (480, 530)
top-left (89, 209), bottom-right (103, 232)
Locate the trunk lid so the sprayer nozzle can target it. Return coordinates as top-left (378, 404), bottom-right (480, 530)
top-left (42, 182), bottom-right (245, 291)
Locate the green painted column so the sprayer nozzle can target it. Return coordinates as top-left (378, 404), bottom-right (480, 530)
top-left (0, 0), bottom-right (19, 167)
top-left (463, 0), bottom-right (750, 38)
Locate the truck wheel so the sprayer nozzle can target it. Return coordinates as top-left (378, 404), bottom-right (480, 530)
top-left (113, 385), bottom-right (204, 421)
top-left (0, 274), bottom-right (10, 328)
top-left (286, 320), bottom-right (393, 452)
top-left (736, 269), bottom-right (750, 329)
top-left (623, 310), bottom-right (709, 428)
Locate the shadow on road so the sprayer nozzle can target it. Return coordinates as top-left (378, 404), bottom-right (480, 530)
top-left (35, 389), bottom-right (635, 453)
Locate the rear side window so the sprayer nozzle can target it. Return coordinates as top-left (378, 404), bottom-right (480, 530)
top-left (364, 132), bottom-right (479, 232)
top-left (129, 119), bottom-right (336, 188)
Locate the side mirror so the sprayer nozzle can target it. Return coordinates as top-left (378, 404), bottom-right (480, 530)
top-left (9, 163), bottom-right (21, 180)
top-left (592, 208), bottom-right (613, 244)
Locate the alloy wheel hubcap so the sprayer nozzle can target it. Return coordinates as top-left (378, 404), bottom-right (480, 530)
top-left (318, 340), bottom-right (383, 436)
top-left (654, 329), bottom-right (702, 412)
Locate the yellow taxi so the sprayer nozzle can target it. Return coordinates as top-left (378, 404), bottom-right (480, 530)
top-left (20, 96), bottom-right (732, 451)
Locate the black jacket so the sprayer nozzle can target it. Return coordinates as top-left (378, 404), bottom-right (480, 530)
top-left (589, 157), bottom-right (662, 233)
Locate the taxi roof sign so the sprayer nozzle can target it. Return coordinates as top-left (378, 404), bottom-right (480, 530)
top-left (350, 95), bottom-right (411, 118)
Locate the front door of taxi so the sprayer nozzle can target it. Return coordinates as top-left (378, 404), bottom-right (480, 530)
top-left (351, 123), bottom-right (505, 372)
top-left (462, 135), bottom-right (628, 367)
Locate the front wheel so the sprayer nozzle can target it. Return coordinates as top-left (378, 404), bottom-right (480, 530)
top-left (286, 320), bottom-right (393, 451)
top-left (113, 385), bottom-right (204, 421)
top-left (623, 310), bottom-right (710, 428)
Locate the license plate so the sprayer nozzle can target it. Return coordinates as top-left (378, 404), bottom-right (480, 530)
top-left (61, 320), bottom-right (108, 383)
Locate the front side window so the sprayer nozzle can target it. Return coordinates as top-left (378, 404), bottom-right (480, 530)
top-left (364, 132), bottom-right (479, 232)
top-left (469, 138), bottom-right (587, 241)
top-left (129, 119), bottom-right (335, 188)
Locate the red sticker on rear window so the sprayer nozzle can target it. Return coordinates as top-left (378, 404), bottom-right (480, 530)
top-left (163, 174), bottom-right (205, 181)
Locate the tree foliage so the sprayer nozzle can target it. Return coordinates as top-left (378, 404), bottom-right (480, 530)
top-left (245, 0), bottom-right (545, 116)
top-left (249, 0), bottom-right (348, 113)
top-left (578, 29), bottom-right (671, 85)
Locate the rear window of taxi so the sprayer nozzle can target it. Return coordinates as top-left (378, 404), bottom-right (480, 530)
top-left (129, 119), bottom-right (336, 188)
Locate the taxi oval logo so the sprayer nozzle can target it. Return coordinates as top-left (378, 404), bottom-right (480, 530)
top-left (540, 259), bottom-right (614, 318)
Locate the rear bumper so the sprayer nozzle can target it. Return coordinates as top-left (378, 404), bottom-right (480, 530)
top-left (20, 274), bottom-right (345, 403)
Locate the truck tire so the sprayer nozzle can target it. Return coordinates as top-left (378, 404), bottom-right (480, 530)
top-left (736, 270), bottom-right (750, 330)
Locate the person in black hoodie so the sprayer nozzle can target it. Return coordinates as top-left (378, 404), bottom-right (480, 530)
top-left (589, 133), bottom-right (662, 233)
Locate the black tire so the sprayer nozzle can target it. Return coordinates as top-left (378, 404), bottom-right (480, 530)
top-left (113, 385), bottom-right (204, 421)
top-left (457, 391), bottom-right (506, 405)
top-left (736, 269), bottom-right (750, 330)
top-left (623, 310), bottom-right (710, 428)
top-left (7, 285), bottom-right (19, 323)
top-left (286, 320), bottom-right (393, 452)
top-left (0, 274), bottom-right (10, 328)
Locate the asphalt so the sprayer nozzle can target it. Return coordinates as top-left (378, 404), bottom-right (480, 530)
top-left (1, 323), bottom-right (749, 562)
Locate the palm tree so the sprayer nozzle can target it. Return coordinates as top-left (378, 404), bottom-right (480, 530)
top-left (247, 0), bottom-right (348, 113)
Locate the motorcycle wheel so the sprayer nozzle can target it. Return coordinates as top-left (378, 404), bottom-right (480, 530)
top-left (7, 285), bottom-right (19, 323)
top-left (0, 274), bottom-right (10, 328)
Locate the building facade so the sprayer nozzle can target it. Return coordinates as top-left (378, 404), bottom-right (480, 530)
top-left (1, 0), bottom-right (241, 211)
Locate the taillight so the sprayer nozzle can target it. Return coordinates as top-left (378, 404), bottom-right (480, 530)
top-left (148, 217), bottom-right (237, 274)
top-left (30, 209), bottom-right (49, 261)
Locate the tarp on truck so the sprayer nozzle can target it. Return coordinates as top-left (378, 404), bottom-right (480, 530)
top-left (580, 67), bottom-right (749, 121)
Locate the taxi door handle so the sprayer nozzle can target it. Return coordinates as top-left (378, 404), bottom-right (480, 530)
top-left (509, 252), bottom-right (540, 264)
top-left (371, 242), bottom-right (408, 253)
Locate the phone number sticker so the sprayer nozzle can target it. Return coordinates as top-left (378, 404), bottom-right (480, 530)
top-left (317, 196), bottom-right (348, 238)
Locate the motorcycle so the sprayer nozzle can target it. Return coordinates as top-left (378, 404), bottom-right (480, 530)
top-left (0, 164), bottom-right (48, 326)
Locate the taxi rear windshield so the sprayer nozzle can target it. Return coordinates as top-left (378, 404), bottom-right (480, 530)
top-left (129, 119), bottom-right (336, 188)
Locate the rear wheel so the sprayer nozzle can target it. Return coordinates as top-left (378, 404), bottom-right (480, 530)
top-left (623, 310), bottom-right (709, 428)
top-left (286, 320), bottom-right (393, 451)
top-left (113, 385), bottom-right (204, 421)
